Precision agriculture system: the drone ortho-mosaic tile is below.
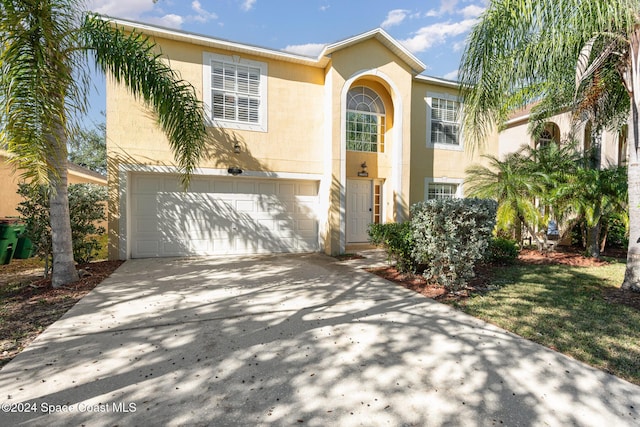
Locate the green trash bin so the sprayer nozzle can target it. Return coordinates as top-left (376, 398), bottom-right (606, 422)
top-left (14, 234), bottom-right (33, 259)
top-left (0, 220), bottom-right (20, 265)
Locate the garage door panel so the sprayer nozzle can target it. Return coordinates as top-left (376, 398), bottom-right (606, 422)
top-left (134, 176), bottom-right (162, 193)
top-left (236, 181), bottom-right (257, 194)
top-left (212, 181), bottom-right (234, 193)
top-left (130, 174), bottom-right (319, 257)
top-left (235, 200), bottom-right (255, 213)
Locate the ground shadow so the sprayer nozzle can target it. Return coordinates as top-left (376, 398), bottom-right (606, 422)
top-left (0, 254), bottom-right (638, 426)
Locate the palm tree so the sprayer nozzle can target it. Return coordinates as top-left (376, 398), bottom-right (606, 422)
top-left (465, 152), bottom-right (546, 246)
top-left (555, 166), bottom-right (628, 258)
top-left (459, 0), bottom-right (640, 291)
top-left (0, 1), bottom-right (207, 287)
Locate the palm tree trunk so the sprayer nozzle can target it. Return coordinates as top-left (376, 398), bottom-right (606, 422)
top-left (621, 27), bottom-right (640, 292)
top-left (622, 119), bottom-right (640, 292)
top-left (48, 130), bottom-right (79, 288)
top-left (622, 95), bottom-right (640, 291)
top-left (586, 222), bottom-right (601, 258)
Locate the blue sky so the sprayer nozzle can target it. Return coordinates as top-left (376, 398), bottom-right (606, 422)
top-left (84, 0), bottom-right (487, 124)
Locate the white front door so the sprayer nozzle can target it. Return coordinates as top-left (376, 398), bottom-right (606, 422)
top-left (346, 179), bottom-right (372, 243)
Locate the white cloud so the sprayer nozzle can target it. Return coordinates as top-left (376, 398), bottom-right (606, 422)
top-left (283, 43), bottom-right (326, 57)
top-left (425, 0), bottom-right (458, 18)
top-left (88, 0), bottom-right (219, 29)
top-left (400, 19), bottom-right (477, 53)
top-left (381, 9), bottom-right (409, 29)
top-left (87, 0), bottom-right (155, 18)
top-left (190, 1), bottom-right (218, 23)
top-left (443, 69), bottom-right (459, 80)
top-left (241, 0), bottom-right (256, 11)
top-left (146, 14), bottom-right (184, 28)
top-left (460, 5), bottom-right (485, 19)
top-left (439, 0), bottom-right (459, 15)
top-left (319, 5), bottom-right (330, 12)
top-left (424, 1), bottom-right (485, 18)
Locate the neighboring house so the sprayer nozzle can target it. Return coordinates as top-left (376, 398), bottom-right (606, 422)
top-left (0, 149), bottom-right (108, 219)
top-left (499, 108), bottom-right (628, 245)
top-left (106, 18), bottom-right (499, 260)
top-left (500, 108), bottom-right (628, 167)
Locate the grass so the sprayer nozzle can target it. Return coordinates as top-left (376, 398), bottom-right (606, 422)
top-left (452, 260), bottom-right (640, 384)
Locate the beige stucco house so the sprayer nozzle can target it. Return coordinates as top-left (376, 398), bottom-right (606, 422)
top-left (0, 150), bottom-right (107, 219)
top-left (106, 18), bottom-right (498, 260)
top-left (500, 108), bottom-right (628, 167)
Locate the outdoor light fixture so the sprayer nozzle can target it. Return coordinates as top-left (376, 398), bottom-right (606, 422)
top-left (357, 161), bottom-right (369, 177)
top-left (227, 167), bottom-right (243, 176)
top-left (233, 142), bottom-right (241, 153)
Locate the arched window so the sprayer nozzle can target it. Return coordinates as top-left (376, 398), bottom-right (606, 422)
top-left (537, 122), bottom-right (560, 148)
top-left (346, 86), bottom-right (386, 153)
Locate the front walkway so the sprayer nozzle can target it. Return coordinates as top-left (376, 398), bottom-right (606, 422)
top-left (0, 253), bottom-right (638, 426)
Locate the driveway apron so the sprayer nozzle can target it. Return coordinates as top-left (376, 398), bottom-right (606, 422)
top-left (0, 253), bottom-right (638, 426)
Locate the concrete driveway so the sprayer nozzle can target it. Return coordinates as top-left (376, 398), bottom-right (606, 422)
top-left (0, 253), bottom-right (638, 426)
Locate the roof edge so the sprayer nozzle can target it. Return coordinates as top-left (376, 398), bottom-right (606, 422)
top-left (322, 28), bottom-right (426, 74)
top-left (102, 16), bottom-right (326, 67)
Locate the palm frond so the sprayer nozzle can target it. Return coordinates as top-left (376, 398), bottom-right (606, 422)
top-left (81, 14), bottom-right (207, 186)
top-left (0, 0), bottom-right (87, 185)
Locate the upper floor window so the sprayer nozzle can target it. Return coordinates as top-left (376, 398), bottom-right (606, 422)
top-left (346, 86), bottom-right (385, 153)
top-left (203, 52), bottom-right (268, 132)
top-left (426, 93), bottom-right (463, 150)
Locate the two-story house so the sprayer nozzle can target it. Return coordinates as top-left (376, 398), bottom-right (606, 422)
top-left (106, 18), bottom-right (498, 260)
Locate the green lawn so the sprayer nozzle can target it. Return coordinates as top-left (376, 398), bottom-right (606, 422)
top-left (451, 260), bottom-right (640, 385)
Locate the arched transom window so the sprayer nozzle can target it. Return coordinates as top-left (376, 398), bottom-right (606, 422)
top-left (346, 86), bottom-right (386, 153)
top-left (537, 122), bottom-right (560, 148)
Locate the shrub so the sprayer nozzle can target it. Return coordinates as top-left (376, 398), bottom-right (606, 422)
top-left (368, 222), bottom-right (417, 273)
top-left (17, 183), bottom-right (107, 271)
top-left (16, 184), bottom-right (52, 273)
top-left (68, 184), bottom-right (107, 263)
top-left (602, 212), bottom-right (629, 249)
top-left (486, 237), bottom-right (519, 264)
top-left (411, 198), bottom-right (497, 292)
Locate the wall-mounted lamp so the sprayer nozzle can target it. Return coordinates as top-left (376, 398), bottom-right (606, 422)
top-left (233, 142), bottom-right (241, 153)
top-left (357, 161), bottom-right (369, 177)
top-left (227, 167), bottom-right (243, 176)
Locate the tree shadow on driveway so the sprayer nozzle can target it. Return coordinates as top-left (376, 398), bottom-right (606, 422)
top-left (0, 254), bottom-right (639, 426)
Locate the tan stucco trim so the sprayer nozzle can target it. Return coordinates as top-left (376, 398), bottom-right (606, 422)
top-left (414, 74), bottom-right (460, 89)
top-left (323, 28), bottom-right (426, 74)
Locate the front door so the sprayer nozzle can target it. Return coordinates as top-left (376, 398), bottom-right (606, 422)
top-left (346, 179), bottom-right (372, 243)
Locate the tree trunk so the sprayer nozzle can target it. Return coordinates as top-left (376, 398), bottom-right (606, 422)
top-left (515, 217), bottom-right (522, 244)
top-left (621, 27), bottom-right (640, 292)
top-left (586, 222), bottom-right (601, 258)
top-left (48, 130), bottom-right (79, 288)
top-left (622, 117), bottom-right (640, 291)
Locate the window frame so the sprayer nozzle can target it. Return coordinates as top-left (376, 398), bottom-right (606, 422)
top-left (424, 177), bottom-right (464, 201)
top-left (346, 86), bottom-right (386, 153)
top-left (203, 52), bottom-right (268, 132)
top-left (425, 92), bottom-right (463, 151)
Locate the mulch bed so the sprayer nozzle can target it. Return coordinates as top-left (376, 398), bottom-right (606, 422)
top-left (0, 259), bottom-right (124, 368)
top-left (368, 247), bottom-right (640, 310)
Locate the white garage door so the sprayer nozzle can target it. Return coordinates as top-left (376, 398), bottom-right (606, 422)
top-left (129, 174), bottom-right (320, 258)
